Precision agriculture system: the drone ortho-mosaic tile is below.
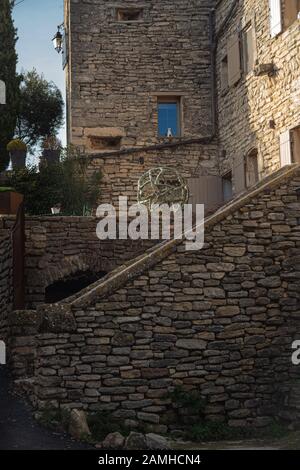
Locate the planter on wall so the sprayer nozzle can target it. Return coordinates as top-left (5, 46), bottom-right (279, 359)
top-left (10, 150), bottom-right (27, 170)
top-left (0, 191), bottom-right (24, 215)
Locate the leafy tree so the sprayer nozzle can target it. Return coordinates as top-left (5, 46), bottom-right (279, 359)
top-left (6, 146), bottom-right (102, 216)
top-left (0, 0), bottom-right (21, 171)
top-left (16, 69), bottom-right (64, 149)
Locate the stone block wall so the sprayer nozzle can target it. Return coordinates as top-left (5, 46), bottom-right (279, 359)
top-left (66, 0), bottom-right (215, 149)
top-left (88, 141), bottom-right (219, 206)
top-left (216, 0), bottom-right (300, 181)
top-left (65, 0), bottom-right (219, 207)
top-left (8, 310), bottom-right (38, 379)
top-left (32, 165), bottom-right (300, 430)
top-left (1, 216), bottom-right (157, 308)
top-left (0, 233), bottom-right (13, 346)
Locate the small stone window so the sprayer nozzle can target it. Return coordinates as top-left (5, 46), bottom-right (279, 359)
top-left (89, 136), bottom-right (121, 150)
top-left (116, 8), bottom-right (143, 22)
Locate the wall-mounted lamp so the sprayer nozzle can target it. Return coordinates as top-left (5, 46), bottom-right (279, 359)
top-left (52, 25), bottom-right (64, 53)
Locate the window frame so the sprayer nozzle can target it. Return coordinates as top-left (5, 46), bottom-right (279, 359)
top-left (157, 96), bottom-right (182, 138)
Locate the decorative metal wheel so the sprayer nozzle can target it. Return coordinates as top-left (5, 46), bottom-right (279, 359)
top-left (137, 166), bottom-right (189, 211)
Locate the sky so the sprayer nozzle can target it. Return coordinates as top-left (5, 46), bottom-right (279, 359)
top-left (13, 0), bottom-right (66, 147)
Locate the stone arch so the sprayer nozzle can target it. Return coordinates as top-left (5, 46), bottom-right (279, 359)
top-left (43, 255), bottom-right (91, 288)
top-left (42, 254), bottom-right (107, 304)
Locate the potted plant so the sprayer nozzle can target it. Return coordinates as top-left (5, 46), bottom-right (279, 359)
top-left (7, 139), bottom-right (27, 170)
top-left (41, 135), bottom-right (62, 165)
top-left (0, 187), bottom-right (24, 215)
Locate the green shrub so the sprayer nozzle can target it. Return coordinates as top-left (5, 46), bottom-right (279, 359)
top-left (87, 412), bottom-right (131, 442)
top-left (36, 406), bottom-right (71, 432)
top-left (168, 386), bottom-right (207, 426)
top-left (6, 139), bottom-right (27, 152)
top-left (0, 186), bottom-right (15, 192)
top-left (6, 145), bottom-right (102, 216)
top-left (188, 420), bottom-right (288, 442)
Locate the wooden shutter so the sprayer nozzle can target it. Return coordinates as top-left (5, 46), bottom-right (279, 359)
top-left (243, 25), bottom-right (255, 74)
top-left (280, 130), bottom-right (292, 166)
top-left (227, 33), bottom-right (241, 87)
top-left (188, 176), bottom-right (223, 215)
top-left (269, 0), bottom-right (282, 37)
top-left (233, 155), bottom-right (246, 194)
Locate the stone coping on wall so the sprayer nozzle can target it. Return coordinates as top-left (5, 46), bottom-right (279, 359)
top-left (55, 164), bottom-right (300, 309)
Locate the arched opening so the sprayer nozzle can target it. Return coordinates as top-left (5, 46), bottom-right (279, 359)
top-left (245, 148), bottom-right (259, 188)
top-left (45, 270), bottom-right (107, 303)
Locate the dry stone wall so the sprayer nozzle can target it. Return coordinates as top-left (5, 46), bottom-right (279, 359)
top-left (66, 0), bottom-right (219, 206)
top-left (1, 216), bottom-right (157, 308)
top-left (67, 0), bottom-right (215, 148)
top-left (32, 166), bottom-right (300, 431)
top-left (87, 142), bottom-right (219, 206)
top-left (0, 232), bottom-right (12, 347)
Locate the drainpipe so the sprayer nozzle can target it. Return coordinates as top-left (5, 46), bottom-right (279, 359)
top-left (209, 8), bottom-right (217, 138)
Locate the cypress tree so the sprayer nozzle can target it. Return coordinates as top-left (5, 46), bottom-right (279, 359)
top-left (0, 0), bottom-right (20, 171)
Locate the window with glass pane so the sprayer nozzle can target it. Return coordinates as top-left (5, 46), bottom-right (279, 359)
top-left (158, 101), bottom-right (180, 137)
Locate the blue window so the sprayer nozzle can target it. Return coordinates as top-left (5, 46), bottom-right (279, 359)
top-left (158, 101), bottom-right (180, 137)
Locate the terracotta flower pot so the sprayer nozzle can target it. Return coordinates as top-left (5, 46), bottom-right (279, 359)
top-left (10, 150), bottom-right (27, 170)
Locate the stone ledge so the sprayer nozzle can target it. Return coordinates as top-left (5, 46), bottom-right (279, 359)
top-left (8, 310), bottom-right (38, 326)
top-left (38, 304), bottom-right (76, 333)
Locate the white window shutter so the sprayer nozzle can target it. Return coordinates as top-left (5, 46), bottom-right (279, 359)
top-left (269, 0), bottom-right (282, 37)
top-left (280, 130), bottom-right (292, 166)
top-left (227, 33), bottom-right (241, 87)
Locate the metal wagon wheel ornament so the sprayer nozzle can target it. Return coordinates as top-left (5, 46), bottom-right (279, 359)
top-left (137, 167), bottom-right (189, 211)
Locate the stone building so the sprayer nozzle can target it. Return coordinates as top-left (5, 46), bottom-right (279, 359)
top-left (0, 0), bottom-right (300, 433)
top-left (63, 0), bottom-right (300, 207)
top-left (216, 0), bottom-right (300, 194)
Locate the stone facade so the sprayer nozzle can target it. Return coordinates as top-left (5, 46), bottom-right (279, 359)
top-left (0, 232), bottom-right (12, 346)
top-left (9, 165), bottom-right (300, 430)
top-left (65, 0), bottom-right (215, 148)
top-left (216, 0), bottom-right (300, 187)
top-left (64, 0), bottom-right (300, 204)
top-left (64, 0), bottom-right (219, 206)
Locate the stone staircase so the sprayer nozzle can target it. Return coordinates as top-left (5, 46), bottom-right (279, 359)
top-left (61, 163), bottom-right (300, 308)
top-left (9, 163), bottom-right (300, 428)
